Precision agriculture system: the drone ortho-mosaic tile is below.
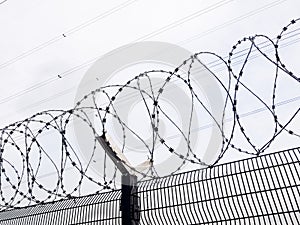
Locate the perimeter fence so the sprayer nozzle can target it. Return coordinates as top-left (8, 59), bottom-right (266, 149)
top-left (0, 18), bottom-right (300, 225)
top-left (0, 147), bottom-right (299, 224)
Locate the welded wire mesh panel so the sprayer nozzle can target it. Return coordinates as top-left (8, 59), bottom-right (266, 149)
top-left (0, 148), bottom-right (299, 224)
top-left (137, 148), bottom-right (300, 225)
top-left (0, 190), bottom-right (121, 225)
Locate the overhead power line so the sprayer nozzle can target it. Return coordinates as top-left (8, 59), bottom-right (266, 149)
top-left (0, 0), bottom-right (289, 107)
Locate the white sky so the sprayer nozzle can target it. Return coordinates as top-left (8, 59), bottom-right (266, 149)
top-left (0, 0), bottom-right (299, 199)
top-left (0, 0), bottom-right (299, 124)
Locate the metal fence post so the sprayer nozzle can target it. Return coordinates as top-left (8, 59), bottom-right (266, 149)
top-left (121, 174), bottom-right (140, 225)
top-left (96, 135), bottom-right (140, 225)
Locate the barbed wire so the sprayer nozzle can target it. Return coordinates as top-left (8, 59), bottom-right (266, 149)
top-left (0, 18), bottom-right (299, 211)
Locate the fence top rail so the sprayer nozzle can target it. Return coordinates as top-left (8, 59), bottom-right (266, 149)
top-left (137, 146), bottom-right (300, 186)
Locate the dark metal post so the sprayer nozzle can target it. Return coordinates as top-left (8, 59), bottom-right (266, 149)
top-left (121, 174), bottom-right (140, 225)
top-left (96, 135), bottom-right (140, 225)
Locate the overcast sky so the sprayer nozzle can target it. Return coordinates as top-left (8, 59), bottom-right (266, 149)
top-left (0, 0), bottom-right (299, 199)
top-left (0, 0), bottom-right (299, 124)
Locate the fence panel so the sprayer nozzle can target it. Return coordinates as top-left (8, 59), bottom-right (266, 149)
top-left (0, 191), bottom-right (122, 225)
top-left (137, 148), bottom-right (300, 225)
top-left (0, 148), bottom-right (299, 224)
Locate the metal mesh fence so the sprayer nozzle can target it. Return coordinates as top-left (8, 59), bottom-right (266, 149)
top-left (0, 191), bottom-right (122, 225)
top-left (137, 147), bottom-right (300, 224)
top-left (0, 147), bottom-right (299, 224)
